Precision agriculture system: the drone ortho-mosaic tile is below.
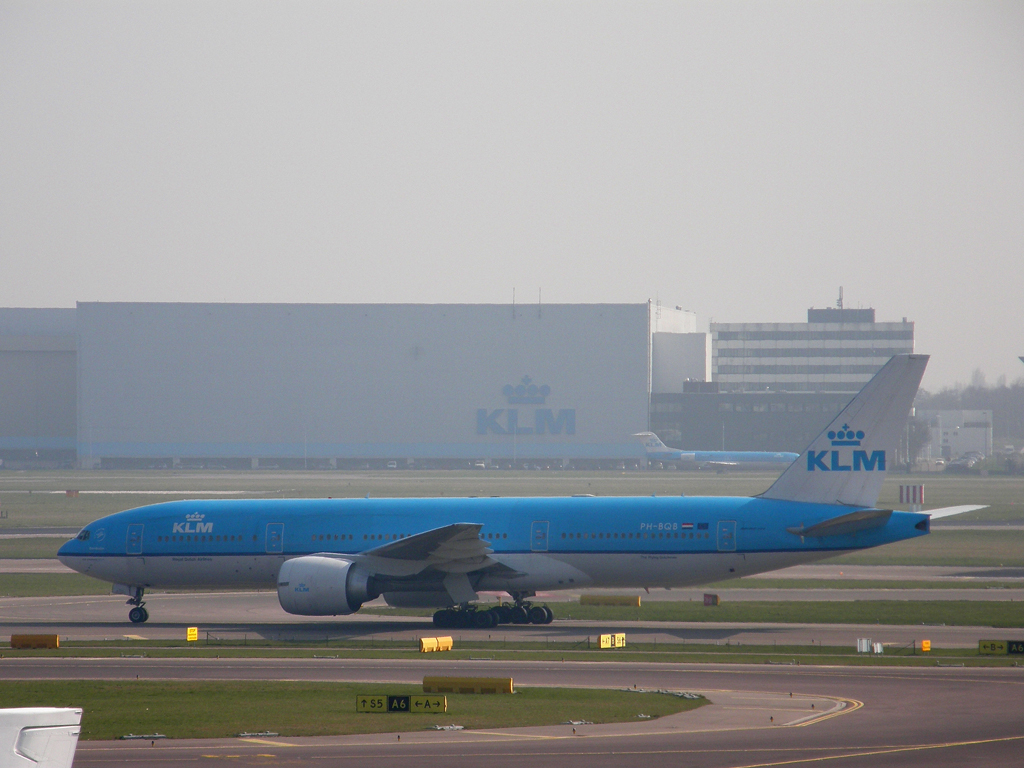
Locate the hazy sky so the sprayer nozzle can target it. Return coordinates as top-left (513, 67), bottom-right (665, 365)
top-left (2, 1), bottom-right (1021, 391)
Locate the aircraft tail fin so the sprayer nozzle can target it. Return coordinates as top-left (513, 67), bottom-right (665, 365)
top-left (760, 354), bottom-right (928, 508)
top-left (633, 431), bottom-right (670, 455)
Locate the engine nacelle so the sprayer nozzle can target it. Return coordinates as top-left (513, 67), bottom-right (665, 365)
top-left (277, 556), bottom-right (376, 616)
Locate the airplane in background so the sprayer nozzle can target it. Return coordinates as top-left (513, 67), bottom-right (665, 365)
top-left (634, 431), bottom-right (799, 470)
top-left (59, 355), bottom-right (983, 629)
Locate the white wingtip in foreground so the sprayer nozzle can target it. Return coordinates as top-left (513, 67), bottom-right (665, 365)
top-left (761, 354), bottom-right (929, 508)
top-left (926, 505), bottom-right (989, 520)
top-left (0, 708), bottom-right (82, 768)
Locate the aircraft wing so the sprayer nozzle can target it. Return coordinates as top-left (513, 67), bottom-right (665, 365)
top-left (366, 522), bottom-right (492, 563)
top-left (927, 505), bottom-right (988, 520)
top-left (315, 523), bottom-right (501, 578)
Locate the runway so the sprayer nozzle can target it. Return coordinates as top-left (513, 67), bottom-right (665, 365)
top-left (6, 657), bottom-right (1023, 768)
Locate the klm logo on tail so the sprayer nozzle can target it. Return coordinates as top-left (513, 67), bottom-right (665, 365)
top-left (806, 425), bottom-right (885, 472)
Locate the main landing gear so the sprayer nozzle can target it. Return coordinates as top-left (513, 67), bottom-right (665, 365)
top-left (126, 587), bottom-right (149, 624)
top-left (432, 595), bottom-right (553, 629)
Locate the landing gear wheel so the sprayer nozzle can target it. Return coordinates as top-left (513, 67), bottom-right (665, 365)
top-left (510, 606), bottom-right (529, 624)
top-left (435, 609), bottom-right (466, 629)
top-left (541, 605), bottom-right (554, 624)
top-left (139, 607), bottom-right (150, 623)
top-left (496, 605), bottom-right (512, 624)
top-left (128, 606), bottom-right (147, 624)
top-left (472, 610), bottom-right (494, 629)
top-left (528, 606), bottom-right (548, 625)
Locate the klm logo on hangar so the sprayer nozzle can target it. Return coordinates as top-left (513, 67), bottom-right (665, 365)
top-left (807, 425), bottom-right (885, 472)
top-left (477, 376), bottom-right (576, 436)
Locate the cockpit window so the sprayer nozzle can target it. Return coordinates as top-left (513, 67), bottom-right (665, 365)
top-left (76, 529), bottom-right (90, 541)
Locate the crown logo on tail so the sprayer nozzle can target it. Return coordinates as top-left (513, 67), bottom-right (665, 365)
top-left (828, 425), bottom-right (864, 447)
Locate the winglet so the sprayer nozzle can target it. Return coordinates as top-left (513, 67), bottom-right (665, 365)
top-left (760, 354), bottom-right (928, 508)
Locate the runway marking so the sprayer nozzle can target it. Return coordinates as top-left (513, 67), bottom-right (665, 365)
top-left (465, 731), bottom-right (563, 740)
top-left (173, 735), bottom-right (1024, 763)
top-left (77, 734), bottom-right (1024, 764)
top-left (714, 733), bottom-right (1024, 767)
top-left (237, 739), bottom-right (293, 747)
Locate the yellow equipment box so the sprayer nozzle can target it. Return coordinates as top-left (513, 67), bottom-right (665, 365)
top-left (10, 634), bottom-right (59, 649)
top-left (580, 595), bottom-right (641, 607)
top-left (419, 636), bottom-right (454, 652)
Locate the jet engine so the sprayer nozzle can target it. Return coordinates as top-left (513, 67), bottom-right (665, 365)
top-left (276, 556), bottom-right (377, 616)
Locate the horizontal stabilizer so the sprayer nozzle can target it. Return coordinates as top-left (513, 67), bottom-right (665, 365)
top-left (927, 505), bottom-right (988, 520)
top-left (787, 508), bottom-right (892, 538)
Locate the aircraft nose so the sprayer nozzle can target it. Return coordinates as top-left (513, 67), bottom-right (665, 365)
top-left (57, 538), bottom-right (76, 559)
top-left (58, 534), bottom-right (88, 560)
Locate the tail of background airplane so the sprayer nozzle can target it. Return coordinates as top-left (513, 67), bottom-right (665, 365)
top-left (760, 354), bottom-right (928, 508)
top-left (634, 432), bottom-right (670, 454)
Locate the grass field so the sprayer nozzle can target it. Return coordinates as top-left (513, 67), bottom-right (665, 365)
top-left (4, 640), bottom-right (1018, 669)
top-left (0, 537), bottom-right (73, 559)
top-left (823, 530), bottom-right (1024, 567)
top-left (707, 577), bottom-right (1023, 590)
top-left (0, 573), bottom-right (113, 596)
top-left (0, 681), bottom-right (705, 740)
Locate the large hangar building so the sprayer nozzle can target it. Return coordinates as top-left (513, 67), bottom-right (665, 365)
top-left (0, 308), bottom-right (77, 464)
top-left (1, 301), bottom-right (921, 468)
top-left (63, 302), bottom-right (701, 469)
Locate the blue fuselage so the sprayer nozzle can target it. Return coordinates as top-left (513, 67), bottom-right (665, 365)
top-left (58, 495), bottom-right (927, 593)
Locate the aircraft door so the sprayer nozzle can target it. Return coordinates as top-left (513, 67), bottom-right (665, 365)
top-left (126, 524), bottom-right (144, 555)
top-left (530, 521), bottom-right (549, 552)
top-left (265, 523), bottom-right (284, 554)
top-left (717, 520), bottom-right (737, 552)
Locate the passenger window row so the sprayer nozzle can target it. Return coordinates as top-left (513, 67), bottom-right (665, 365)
top-left (560, 531), bottom-right (710, 540)
top-left (157, 534), bottom-right (257, 543)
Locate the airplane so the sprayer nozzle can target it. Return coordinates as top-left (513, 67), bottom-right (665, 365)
top-left (59, 354), bottom-right (983, 629)
top-left (634, 431), bottom-right (799, 470)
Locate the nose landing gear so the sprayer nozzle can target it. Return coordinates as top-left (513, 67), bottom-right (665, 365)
top-left (126, 587), bottom-right (149, 624)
